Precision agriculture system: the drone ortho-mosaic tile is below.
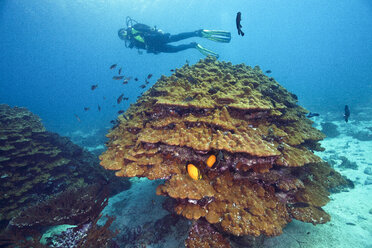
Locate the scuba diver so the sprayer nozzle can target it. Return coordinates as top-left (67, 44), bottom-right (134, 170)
top-left (118, 17), bottom-right (231, 58)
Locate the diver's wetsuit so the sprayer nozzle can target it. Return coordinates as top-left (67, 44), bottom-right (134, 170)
top-left (126, 23), bottom-right (201, 54)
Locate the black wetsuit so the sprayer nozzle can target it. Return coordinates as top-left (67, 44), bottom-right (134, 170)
top-left (126, 23), bottom-right (201, 54)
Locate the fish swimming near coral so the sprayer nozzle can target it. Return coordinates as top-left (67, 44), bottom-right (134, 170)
top-left (140, 84), bottom-right (146, 89)
top-left (134, 77), bottom-right (139, 82)
top-left (206, 155), bottom-right (216, 168)
top-left (307, 112), bottom-right (320, 118)
top-left (344, 105), bottom-right (350, 122)
top-left (118, 110), bottom-right (124, 114)
top-left (110, 64), bottom-right (117, 69)
top-left (236, 12), bottom-right (244, 36)
top-left (147, 74), bottom-right (153, 79)
top-left (123, 79), bottom-right (129, 85)
top-left (91, 84), bottom-right (98, 90)
top-left (118, 68), bottom-right (122, 75)
top-left (113, 76), bottom-right (124, 80)
top-left (117, 94), bottom-right (124, 104)
top-left (265, 70), bottom-right (272, 74)
top-left (187, 163), bottom-right (202, 180)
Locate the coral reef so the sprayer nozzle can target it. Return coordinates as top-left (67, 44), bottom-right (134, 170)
top-left (0, 104), bottom-right (130, 231)
top-left (0, 184), bottom-right (117, 248)
top-left (100, 57), bottom-right (351, 246)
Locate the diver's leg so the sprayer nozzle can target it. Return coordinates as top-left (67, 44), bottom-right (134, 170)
top-left (167, 30), bottom-right (202, 42)
top-left (158, 43), bottom-right (197, 53)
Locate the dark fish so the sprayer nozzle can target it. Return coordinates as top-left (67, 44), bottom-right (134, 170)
top-left (110, 64), bottom-right (117, 69)
top-left (123, 114), bottom-right (129, 120)
top-left (346, 222), bottom-right (356, 226)
top-left (170, 69), bottom-right (175, 72)
top-left (236, 12), bottom-right (245, 36)
top-left (307, 112), bottom-right (320, 118)
top-left (84, 107), bottom-right (90, 111)
top-left (145, 79), bottom-right (150, 85)
top-left (147, 74), bottom-right (153, 79)
top-left (123, 97), bottom-right (129, 101)
top-left (74, 114), bottom-right (81, 122)
top-left (113, 76), bottom-right (124, 80)
top-left (118, 68), bottom-right (122, 75)
top-left (118, 110), bottom-right (124, 114)
top-left (110, 120), bottom-right (117, 124)
top-left (140, 84), bottom-right (146, 89)
top-left (123, 79), bottom-right (129, 85)
top-left (117, 93), bottom-right (124, 104)
top-left (265, 70), bottom-right (272, 74)
top-left (103, 96), bottom-right (106, 100)
top-left (344, 105), bottom-right (350, 122)
top-left (91, 84), bottom-right (98, 90)
top-left (98, 104), bottom-right (101, 112)
top-left (288, 202), bottom-right (310, 208)
top-left (134, 77), bottom-right (139, 81)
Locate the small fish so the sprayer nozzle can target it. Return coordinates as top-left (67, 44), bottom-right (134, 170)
top-left (288, 202), bottom-right (310, 208)
top-left (265, 70), bottom-right (272, 74)
top-left (140, 84), bottom-right (146, 89)
top-left (307, 112), bottom-right (320, 118)
top-left (84, 107), bottom-right (90, 111)
top-left (91, 84), bottom-right (98, 90)
top-left (145, 79), bottom-right (150, 85)
top-left (170, 69), bottom-right (175, 72)
top-left (113, 76), bottom-right (124, 80)
top-left (118, 68), bottom-right (122, 75)
top-left (98, 104), bottom-right (101, 112)
top-left (123, 114), bottom-right (128, 120)
top-left (123, 79), bottom-right (129, 85)
top-left (103, 96), bottom-right (106, 100)
top-left (74, 114), bottom-right (81, 122)
top-left (110, 64), bottom-right (117, 69)
top-left (118, 110), bottom-right (124, 114)
top-left (236, 12), bottom-right (244, 36)
top-left (117, 93), bottom-right (124, 104)
top-left (344, 105), bottom-right (350, 123)
top-left (123, 97), bottom-right (129, 101)
top-left (110, 120), bottom-right (116, 124)
top-left (134, 77), bottom-right (138, 81)
top-left (147, 74), bottom-right (153, 79)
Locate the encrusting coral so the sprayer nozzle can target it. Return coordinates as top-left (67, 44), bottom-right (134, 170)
top-left (100, 57), bottom-right (352, 246)
top-left (0, 104), bottom-right (131, 232)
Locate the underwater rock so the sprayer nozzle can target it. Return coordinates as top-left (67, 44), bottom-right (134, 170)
top-left (338, 156), bottom-right (358, 170)
top-left (364, 167), bottom-right (372, 175)
top-left (321, 122), bottom-right (340, 138)
top-left (100, 57), bottom-right (352, 246)
top-left (0, 104), bottom-right (130, 232)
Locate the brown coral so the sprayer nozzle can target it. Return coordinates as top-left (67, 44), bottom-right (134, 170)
top-left (0, 104), bottom-right (130, 231)
top-left (100, 57), bottom-right (351, 245)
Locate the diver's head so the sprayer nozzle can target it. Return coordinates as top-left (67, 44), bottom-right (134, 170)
top-left (118, 28), bottom-right (128, 40)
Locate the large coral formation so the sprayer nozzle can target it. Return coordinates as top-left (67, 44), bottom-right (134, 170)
top-left (100, 57), bottom-right (351, 246)
top-left (0, 104), bottom-right (130, 231)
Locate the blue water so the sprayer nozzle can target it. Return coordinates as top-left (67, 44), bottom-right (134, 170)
top-left (1, 0), bottom-right (371, 134)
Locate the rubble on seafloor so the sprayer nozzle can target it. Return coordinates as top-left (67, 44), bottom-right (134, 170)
top-left (0, 104), bottom-right (131, 232)
top-left (100, 56), bottom-right (353, 247)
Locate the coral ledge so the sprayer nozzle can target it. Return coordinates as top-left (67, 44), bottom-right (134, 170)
top-left (100, 57), bottom-right (351, 247)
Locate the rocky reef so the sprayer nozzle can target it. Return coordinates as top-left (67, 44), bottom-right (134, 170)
top-left (0, 104), bottom-right (130, 232)
top-left (100, 57), bottom-right (352, 247)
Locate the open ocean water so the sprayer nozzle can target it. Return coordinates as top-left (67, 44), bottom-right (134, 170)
top-left (0, 0), bottom-right (371, 247)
